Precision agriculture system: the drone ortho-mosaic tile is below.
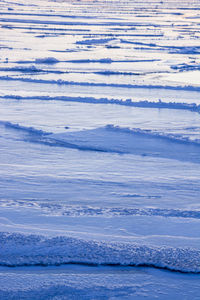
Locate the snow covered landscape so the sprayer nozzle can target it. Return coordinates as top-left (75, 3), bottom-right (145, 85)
top-left (0, 0), bottom-right (200, 298)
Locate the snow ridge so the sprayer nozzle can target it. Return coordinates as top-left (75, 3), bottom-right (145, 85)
top-left (0, 121), bottom-right (51, 136)
top-left (1, 122), bottom-right (200, 163)
top-left (1, 75), bottom-right (200, 92)
top-left (1, 94), bottom-right (200, 113)
top-left (105, 124), bottom-right (200, 144)
top-left (0, 232), bottom-right (199, 273)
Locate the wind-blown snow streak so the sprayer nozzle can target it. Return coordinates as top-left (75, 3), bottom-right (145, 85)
top-left (0, 232), bottom-right (199, 273)
top-left (2, 199), bottom-right (200, 220)
top-left (0, 18), bottom-right (175, 27)
top-left (36, 206), bottom-right (200, 219)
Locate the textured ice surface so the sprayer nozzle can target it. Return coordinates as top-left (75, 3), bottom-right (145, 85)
top-left (1, 0), bottom-right (200, 298)
top-left (0, 265), bottom-right (199, 300)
